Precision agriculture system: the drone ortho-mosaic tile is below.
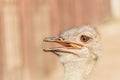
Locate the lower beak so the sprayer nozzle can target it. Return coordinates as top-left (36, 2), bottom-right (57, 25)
top-left (43, 36), bottom-right (83, 53)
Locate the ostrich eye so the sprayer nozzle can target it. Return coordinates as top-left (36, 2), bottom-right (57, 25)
top-left (80, 35), bottom-right (91, 43)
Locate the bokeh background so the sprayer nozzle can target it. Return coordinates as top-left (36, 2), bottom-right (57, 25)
top-left (0, 0), bottom-right (120, 80)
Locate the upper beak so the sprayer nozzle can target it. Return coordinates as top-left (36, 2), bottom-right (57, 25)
top-left (43, 36), bottom-right (63, 42)
top-left (43, 36), bottom-right (83, 53)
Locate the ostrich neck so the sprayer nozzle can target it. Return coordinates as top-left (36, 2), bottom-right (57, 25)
top-left (63, 61), bottom-right (87, 80)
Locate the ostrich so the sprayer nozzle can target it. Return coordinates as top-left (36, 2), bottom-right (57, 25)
top-left (43, 25), bottom-right (102, 80)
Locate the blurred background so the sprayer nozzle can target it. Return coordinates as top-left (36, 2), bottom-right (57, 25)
top-left (0, 0), bottom-right (120, 80)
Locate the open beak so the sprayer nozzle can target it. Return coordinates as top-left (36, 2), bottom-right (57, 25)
top-left (43, 36), bottom-right (83, 53)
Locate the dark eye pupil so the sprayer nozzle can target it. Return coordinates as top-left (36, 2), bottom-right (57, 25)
top-left (81, 35), bottom-right (90, 42)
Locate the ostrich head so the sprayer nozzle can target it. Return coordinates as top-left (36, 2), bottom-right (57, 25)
top-left (43, 25), bottom-right (102, 80)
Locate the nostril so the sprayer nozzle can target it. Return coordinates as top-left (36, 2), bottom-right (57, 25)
top-left (58, 37), bottom-right (65, 41)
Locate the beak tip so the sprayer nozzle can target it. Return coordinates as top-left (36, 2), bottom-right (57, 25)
top-left (43, 48), bottom-right (54, 52)
top-left (43, 49), bottom-right (49, 52)
top-left (43, 37), bottom-right (49, 41)
top-left (43, 39), bottom-right (47, 42)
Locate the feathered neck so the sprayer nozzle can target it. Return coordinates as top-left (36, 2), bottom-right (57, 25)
top-left (63, 61), bottom-right (87, 80)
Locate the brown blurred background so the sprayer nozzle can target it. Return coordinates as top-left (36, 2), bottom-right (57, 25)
top-left (0, 0), bottom-right (120, 80)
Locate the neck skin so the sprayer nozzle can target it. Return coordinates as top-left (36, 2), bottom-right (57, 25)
top-left (63, 61), bottom-right (87, 80)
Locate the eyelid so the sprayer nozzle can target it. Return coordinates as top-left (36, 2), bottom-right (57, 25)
top-left (88, 36), bottom-right (93, 39)
top-left (82, 32), bottom-right (93, 37)
top-left (74, 32), bottom-right (93, 38)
